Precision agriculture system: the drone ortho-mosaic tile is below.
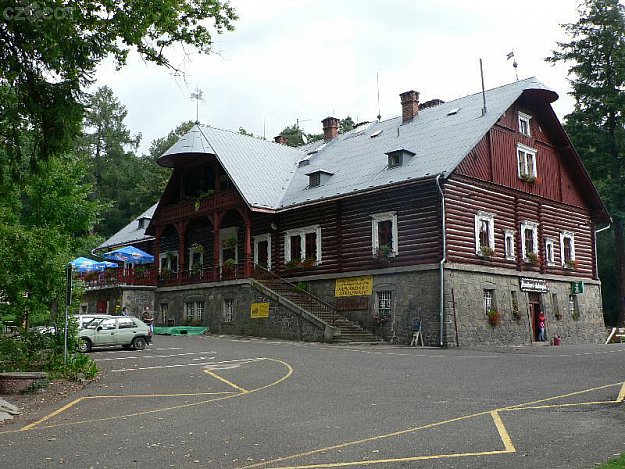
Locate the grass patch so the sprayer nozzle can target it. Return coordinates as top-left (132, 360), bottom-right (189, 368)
top-left (597, 454), bottom-right (625, 468)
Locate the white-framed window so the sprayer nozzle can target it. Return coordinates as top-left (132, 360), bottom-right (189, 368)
top-left (517, 143), bottom-right (537, 179)
top-left (504, 230), bottom-right (516, 260)
top-left (188, 244), bottom-right (204, 271)
top-left (377, 291), bottom-right (392, 316)
top-left (520, 221), bottom-right (538, 260)
top-left (224, 299), bottom-right (234, 322)
top-left (184, 301), bottom-right (194, 321)
top-left (518, 111), bottom-right (531, 137)
top-left (371, 211), bottom-right (398, 256)
top-left (220, 227), bottom-right (238, 266)
top-left (159, 251), bottom-right (178, 272)
top-left (184, 301), bottom-right (204, 322)
top-left (253, 234), bottom-right (272, 269)
top-left (474, 212), bottom-right (495, 255)
top-left (568, 295), bottom-right (578, 316)
top-left (545, 239), bottom-right (555, 266)
top-left (484, 290), bottom-right (494, 314)
top-left (284, 225), bottom-right (322, 264)
top-left (560, 231), bottom-right (576, 267)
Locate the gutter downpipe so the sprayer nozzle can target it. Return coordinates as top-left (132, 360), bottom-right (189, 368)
top-left (594, 222), bottom-right (611, 276)
top-left (436, 173), bottom-right (446, 347)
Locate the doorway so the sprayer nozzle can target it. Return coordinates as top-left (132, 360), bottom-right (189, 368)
top-left (528, 292), bottom-right (542, 341)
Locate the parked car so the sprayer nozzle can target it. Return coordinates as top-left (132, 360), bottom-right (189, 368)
top-left (78, 316), bottom-right (152, 352)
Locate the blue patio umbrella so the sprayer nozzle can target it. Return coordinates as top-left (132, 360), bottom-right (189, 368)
top-left (103, 246), bottom-right (154, 265)
top-left (70, 257), bottom-right (105, 273)
top-left (97, 260), bottom-right (119, 269)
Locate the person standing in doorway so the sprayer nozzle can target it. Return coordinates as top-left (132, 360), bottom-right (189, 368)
top-left (538, 312), bottom-right (546, 341)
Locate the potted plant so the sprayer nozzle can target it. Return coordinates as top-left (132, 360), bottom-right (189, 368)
top-left (223, 237), bottom-right (237, 249)
top-left (301, 257), bottom-right (316, 268)
top-left (564, 259), bottom-right (578, 269)
top-left (520, 174), bottom-right (537, 184)
top-left (526, 252), bottom-right (539, 266)
top-left (190, 242), bottom-right (204, 254)
top-left (223, 258), bottom-right (237, 270)
top-left (487, 308), bottom-right (501, 326)
top-left (480, 246), bottom-right (494, 258)
top-left (375, 244), bottom-right (393, 262)
top-left (285, 259), bottom-right (301, 270)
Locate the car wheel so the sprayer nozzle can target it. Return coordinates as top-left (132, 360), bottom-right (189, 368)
top-left (132, 337), bottom-right (147, 350)
top-left (78, 338), bottom-right (92, 353)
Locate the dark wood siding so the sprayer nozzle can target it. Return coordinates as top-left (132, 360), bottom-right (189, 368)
top-left (271, 180), bottom-right (442, 277)
top-left (445, 175), bottom-right (595, 279)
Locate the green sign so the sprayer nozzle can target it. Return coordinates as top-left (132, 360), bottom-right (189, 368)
top-left (571, 281), bottom-right (585, 295)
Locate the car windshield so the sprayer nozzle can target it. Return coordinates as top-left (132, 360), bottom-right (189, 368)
top-left (83, 318), bottom-right (105, 329)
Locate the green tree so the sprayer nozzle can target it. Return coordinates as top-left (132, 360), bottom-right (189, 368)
top-left (0, 0), bottom-right (238, 164)
top-left (548, 0), bottom-right (625, 324)
top-left (79, 86), bottom-right (143, 236)
top-left (339, 116), bottom-right (356, 134)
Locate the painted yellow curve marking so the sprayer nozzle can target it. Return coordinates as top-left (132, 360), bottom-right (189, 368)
top-left (243, 381), bottom-right (625, 469)
top-left (0, 357), bottom-right (292, 434)
top-left (204, 369), bottom-right (249, 393)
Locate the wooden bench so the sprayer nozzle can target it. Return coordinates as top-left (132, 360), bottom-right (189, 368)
top-left (605, 327), bottom-right (625, 344)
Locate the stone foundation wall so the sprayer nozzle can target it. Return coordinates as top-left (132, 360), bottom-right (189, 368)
top-left (155, 281), bottom-right (326, 342)
top-left (445, 265), bottom-right (604, 346)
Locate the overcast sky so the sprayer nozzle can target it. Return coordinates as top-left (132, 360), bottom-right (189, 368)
top-left (95, 0), bottom-right (582, 155)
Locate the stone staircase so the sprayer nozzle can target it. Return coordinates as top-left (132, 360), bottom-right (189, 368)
top-left (252, 267), bottom-right (381, 344)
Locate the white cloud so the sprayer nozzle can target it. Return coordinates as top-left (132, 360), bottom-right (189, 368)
top-left (93, 0), bottom-right (582, 154)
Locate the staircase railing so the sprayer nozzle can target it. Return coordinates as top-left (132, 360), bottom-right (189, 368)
top-left (252, 265), bottom-right (336, 325)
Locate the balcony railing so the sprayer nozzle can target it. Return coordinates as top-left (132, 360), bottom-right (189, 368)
top-left (159, 189), bottom-right (242, 224)
top-left (82, 261), bottom-right (252, 289)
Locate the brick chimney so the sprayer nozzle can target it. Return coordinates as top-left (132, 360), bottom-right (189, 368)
top-left (322, 117), bottom-right (339, 142)
top-left (274, 135), bottom-right (287, 145)
top-left (400, 90), bottom-right (420, 123)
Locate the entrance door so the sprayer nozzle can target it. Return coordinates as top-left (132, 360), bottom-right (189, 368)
top-left (528, 292), bottom-right (542, 341)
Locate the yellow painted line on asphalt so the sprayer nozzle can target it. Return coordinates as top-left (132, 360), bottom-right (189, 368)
top-left (0, 358), bottom-right (292, 434)
top-left (505, 401), bottom-right (615, 412)
top-left (244, 382), bottom-right (624, 469)
top-left (616, 382), bottom-right (625, 403)
top-left (82, 391), bottom-right (236, 398)
top-left (19, 397), bottom-right (86, 431)
top-left (490, 411), bottom-right (515, 453)
top-left (204, 369), bottom-right (249, 394)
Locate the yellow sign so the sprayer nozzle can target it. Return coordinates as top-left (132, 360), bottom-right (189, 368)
top-left (250, 302), bottom-right (270, 319)
top-left (335, 276), bottom-right (373, 297)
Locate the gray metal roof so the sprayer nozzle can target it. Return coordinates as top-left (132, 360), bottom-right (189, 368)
top-left (159, 78), bottom-right (556, 211)
top-left (96, 203), bottom-right (157, 252)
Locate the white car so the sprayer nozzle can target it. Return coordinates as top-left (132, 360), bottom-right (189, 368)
top-left (78, 316), bottom-right (152, 352)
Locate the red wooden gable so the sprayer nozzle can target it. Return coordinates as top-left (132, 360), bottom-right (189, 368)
top-left (454, 99), bottom-right (609, 222)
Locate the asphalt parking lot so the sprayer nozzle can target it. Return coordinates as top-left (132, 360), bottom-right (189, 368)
top-left (1, 335), bottom-right (625, 468)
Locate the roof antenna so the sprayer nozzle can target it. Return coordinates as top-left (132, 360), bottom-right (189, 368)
top-left (507, 49), bottom-right (519, 81)
top-left (376, 73), bottom-right (382, 121)
top-left (190, 87), bottom-right (204, 124)
top-left (479, 59), bottom-right (487, 116)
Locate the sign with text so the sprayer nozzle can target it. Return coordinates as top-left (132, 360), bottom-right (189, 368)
top-left (571, 281), bottom-right (585, 295)
top-left (250, 302), bottom-right (270, 319)
top-left (335, 275), bottom-right (373, 297)
top-left (520, 278), bottom-right (549, 293)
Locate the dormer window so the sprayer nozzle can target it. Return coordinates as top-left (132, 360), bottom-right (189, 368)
top-left (385, 148), bottom-right (415, 169)
top-left (517, 143), bottom-right (537, 182)
top-left (518, 111), bottom-right (531, 137)
top-left (306, 170), bottom-right (333, 188)
top-left (138, 217), bottom-right (150, 229)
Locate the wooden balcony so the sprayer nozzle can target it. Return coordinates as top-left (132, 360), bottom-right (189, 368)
top-left (82, 261), bottom-right (253, 290)
top-left (158, 189), bottom-right (242, 224)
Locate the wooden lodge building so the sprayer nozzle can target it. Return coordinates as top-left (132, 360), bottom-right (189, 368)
top-left (86, 77), bottom-right (610, 346)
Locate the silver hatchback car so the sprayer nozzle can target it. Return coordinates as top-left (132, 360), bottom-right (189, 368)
top-left (78, 316), bottom-right (152, 352)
